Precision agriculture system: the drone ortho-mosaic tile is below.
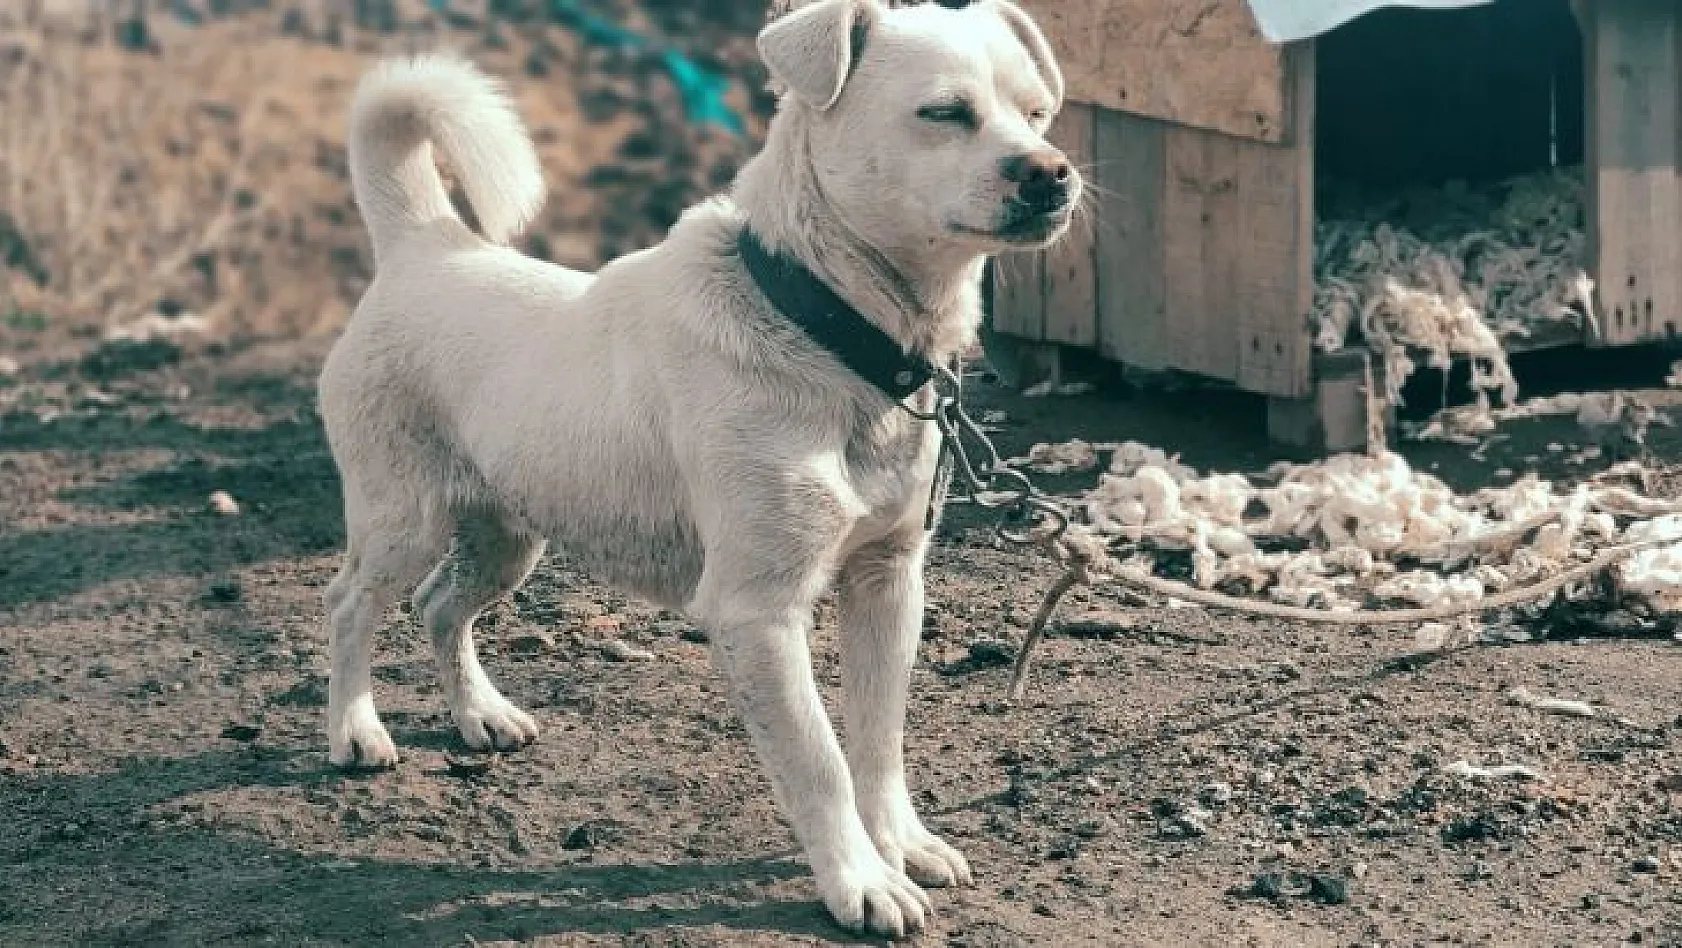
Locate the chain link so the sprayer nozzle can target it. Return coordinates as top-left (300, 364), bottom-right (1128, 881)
top-left (905, 363), bottom-right (1070, 547)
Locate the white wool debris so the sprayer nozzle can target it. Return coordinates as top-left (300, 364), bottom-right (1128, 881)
top-left (1505, 686), bottom-right (1596, 718)
top-left (1315, 169), bottom-right (1591, 412)
top-left (1444, 760), bottom-right (1547, 782)
top-left (1616, 516), bottom-right (1682, 612)
top-left (1051, 440), bottom-right (1682, 613)
top-left (106, 311), bottom-right (212, 343)
top-left (1017, 439), bottom-right (1101, 475)
top-left (1021, 380), bottom-right (1095, 398)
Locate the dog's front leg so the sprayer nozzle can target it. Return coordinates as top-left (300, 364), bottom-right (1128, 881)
top-left (839, 534), bottom-right (974, 889)
top-left (694, 567), bottom-right (932, 939)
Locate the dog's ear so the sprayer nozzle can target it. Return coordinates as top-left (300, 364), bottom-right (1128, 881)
top-left (758, 0), bottom-right (880, 111)
top-left (993, 0), bottom-right (1064, 108)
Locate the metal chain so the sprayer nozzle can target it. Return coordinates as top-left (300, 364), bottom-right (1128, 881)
top-left (899, 365), bottom-right (1678, 702)
top-left (904, 362), bottom-right (1070, 547)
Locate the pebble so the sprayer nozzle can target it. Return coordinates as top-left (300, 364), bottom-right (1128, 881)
top-left (208, 491), bottom-right (240, 516)
top-left (562, 820), bottom-right (622, 850)
top-left (0, 356), bottom-right (18, 378)
top-left (596, 638), bottom-right (655, 662)
top-left (444, 754), bottom-right (495, 779)
top-left (1199, 781), bottom-right (1234, 807)
top-left (508, 631), bottom-right (557, 654)
top-left (1632, 856), bottom-right (1660, 873)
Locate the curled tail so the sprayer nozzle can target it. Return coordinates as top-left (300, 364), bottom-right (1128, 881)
top-left (347, 55), bottom-right (545, 261)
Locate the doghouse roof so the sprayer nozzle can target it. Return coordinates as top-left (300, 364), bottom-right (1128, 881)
top-left (1247, 0), bottom-right (1495, 43)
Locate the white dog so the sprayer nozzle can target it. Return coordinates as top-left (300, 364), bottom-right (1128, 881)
top-left (316, 0), bottom-right (1078, 936)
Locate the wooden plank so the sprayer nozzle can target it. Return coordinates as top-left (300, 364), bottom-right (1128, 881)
top-left (989, 247), bottom-right (1044, 341)
top-left (1026, 0), bottom-right (1288, 144)
top-left (1041, 103), bottom-right (1098, 347)
top-left (1093, 108), bottom-right (1168, 370)
top-left (1237, 42), bottom-right (1315, 398)
top-left (1160, 127), bottom-right (1225, 381)
top-left (1152, 43), bottom-right (1314, 397)
top-left (1583, 0), bottom-right (1681, 345)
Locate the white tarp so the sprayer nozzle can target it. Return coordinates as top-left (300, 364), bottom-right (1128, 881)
top-left (1246, 0), bottom-right (1495, 44)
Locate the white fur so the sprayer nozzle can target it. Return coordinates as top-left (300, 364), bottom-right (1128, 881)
top-left (347, 55), bottom-right (545, 254)
top-left (316, 1), bottom-right (1078, 938)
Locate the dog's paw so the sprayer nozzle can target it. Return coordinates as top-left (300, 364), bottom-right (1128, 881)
top-left (894, 828), bottom-right (973, 889)
top-left (860, 798), bottom-right (974, 888)
top-left (328, 700), bottom-right (399, 769)
top-left (819, 856), bottom-right (932, 940)
top-left (456, 696), bottom-right (539, 751)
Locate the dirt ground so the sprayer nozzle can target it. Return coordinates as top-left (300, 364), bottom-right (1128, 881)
top-left (2, 328), bottom-right (1680, 948)
top-left (3, 4), bottom-right (1682, 948)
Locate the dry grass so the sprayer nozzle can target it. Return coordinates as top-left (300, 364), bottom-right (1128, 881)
top-left (0, 9), bottom-right (382, 338)
top-left (0, 3), bottom-right (719, 342)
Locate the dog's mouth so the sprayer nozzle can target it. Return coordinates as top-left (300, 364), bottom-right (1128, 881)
top-left (953, 203), bottom-right (1072, 246)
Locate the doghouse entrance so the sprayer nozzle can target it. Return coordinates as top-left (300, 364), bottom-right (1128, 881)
top-left (1308, 0), bottom-right (1592, 419)
top-left (1315, 0), bottom-right (1585, 192)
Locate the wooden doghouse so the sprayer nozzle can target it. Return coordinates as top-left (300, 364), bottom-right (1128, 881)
top-left (989, 0), bottom-right (1681, 451)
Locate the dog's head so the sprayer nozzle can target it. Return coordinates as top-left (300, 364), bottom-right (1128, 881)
top-left (758, 0), bottom-right (1081, 254)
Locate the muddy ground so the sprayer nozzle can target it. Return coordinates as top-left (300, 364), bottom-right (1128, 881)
top-left (2, 327), bottom-right (1680, 948)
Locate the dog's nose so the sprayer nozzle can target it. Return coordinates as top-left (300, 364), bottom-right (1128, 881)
top-left (999, 150), bottom-right (1073, 211)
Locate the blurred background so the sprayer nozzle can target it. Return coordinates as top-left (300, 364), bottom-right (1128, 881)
top-left (0, 0), bottom-right (772, 350)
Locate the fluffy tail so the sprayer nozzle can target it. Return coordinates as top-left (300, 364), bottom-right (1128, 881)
top-left (347, 55), bottom-right (545, 261)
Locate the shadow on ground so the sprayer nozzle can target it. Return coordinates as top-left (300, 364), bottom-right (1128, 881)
top-left (0, 749), bottom-right (850, 947)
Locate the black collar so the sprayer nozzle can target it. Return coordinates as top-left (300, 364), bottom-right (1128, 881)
top-left (737, 226), bottom-right (938, 402)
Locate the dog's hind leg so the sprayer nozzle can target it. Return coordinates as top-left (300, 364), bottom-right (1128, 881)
top-left (413, 512), bottom-right (545, 751)
top-left (325, 502), bottom-right (449, 769)
top-left (838, 532), bottom-right (973, 889)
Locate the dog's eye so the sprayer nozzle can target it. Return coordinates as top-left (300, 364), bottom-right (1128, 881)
top-left (917, 101), bottom-right (977, 128)
top-left (1028, 108), bottom-right (1049, 124)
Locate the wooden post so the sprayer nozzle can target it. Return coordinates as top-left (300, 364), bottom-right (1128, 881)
top-left (1582, 0), bottom-right (1682, 344)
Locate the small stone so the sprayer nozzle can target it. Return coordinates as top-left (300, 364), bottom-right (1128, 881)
top-left (1351, 861), bottom-right (1369, 880)
top-left (562, 819), bottom-right (623, 850)
top-left (596, 638), bottom-right (655, 662)
top-left (679, 627), bottom-right (709, 644)
top-left (1071, 819), bottom-right (1105, 839)
top-left (444, 754), bottom-right (495, 779)
top-left (220, 723), bottom-right (261, 742)
top-left (1199, 782), bottom-right (1234, 807)
top-left (59, 823), bottom-right (83, 841)
top-left (1160, 808), bottom-right (1211, 839)
top-left (1247, 873), bottom-right (1285, 900)
top-left (1632, 856), bottom-right (1660, 873)
top-left (208, 491), bottom-right (240, 516)
top-left (0, 356), bottom-right (18, 378)
top-left (1047, 837), bottom-right (1081, 859)
top-left (508, 632), bottom-right (556, 654)
top-left (204, 579), bottom-right (242, 604)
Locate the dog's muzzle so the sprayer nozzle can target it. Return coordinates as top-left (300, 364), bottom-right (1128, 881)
top-left (995, 149), bottom-right (1074, 241)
